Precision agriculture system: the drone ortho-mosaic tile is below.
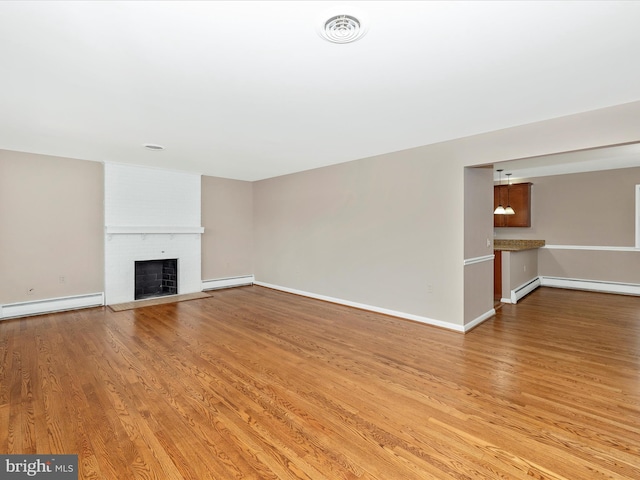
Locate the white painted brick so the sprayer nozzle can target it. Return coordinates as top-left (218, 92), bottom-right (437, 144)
top-left (104, 164), bottom-right (203, 304)
top-left (105, 163), bottom-right (201, 227)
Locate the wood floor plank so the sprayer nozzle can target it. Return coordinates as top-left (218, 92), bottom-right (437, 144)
top-left (0, 285), bottom-right (639, 479)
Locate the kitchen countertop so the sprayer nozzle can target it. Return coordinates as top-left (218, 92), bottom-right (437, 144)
top-left (493, 239), bottom-right (545, 251)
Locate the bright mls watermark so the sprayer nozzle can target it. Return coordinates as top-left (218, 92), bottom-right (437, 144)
top-left (0, 455), bottom-right (78, 479)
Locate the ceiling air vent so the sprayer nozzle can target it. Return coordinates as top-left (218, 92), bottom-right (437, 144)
top-left (320, 14), bottom-right (367, 44)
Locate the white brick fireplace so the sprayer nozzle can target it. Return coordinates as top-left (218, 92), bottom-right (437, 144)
top-left (104, 163), bottom-right (203, 305)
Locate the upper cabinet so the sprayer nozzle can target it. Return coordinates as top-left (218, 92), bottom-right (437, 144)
top-left (494, 182), bottom-right (532, 227)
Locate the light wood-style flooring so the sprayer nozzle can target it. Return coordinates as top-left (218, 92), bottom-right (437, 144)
top-left (1, 286), bottom-right (639, 479)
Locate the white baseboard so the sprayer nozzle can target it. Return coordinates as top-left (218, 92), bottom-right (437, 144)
top-left (0, 292), bottom-right (105, 320)
top-left (464, 308), bottom-right (496, 332)
top-left (254, 281), bottom-right (466, 333)
top-left (540, 276), bottom-right (640, 296)
top-left (202, 275), bottom-right (254, 291)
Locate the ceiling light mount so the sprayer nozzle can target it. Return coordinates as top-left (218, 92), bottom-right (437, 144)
top-left (504, 173), bottom-right (515, 215)
top-left (143, 144), bottom-right (165, 151)
top-left (494, 169), bottom-right (506, 215)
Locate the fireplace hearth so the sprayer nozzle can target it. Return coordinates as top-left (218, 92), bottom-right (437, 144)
top-left (135, 259), bottom-right (178, 300)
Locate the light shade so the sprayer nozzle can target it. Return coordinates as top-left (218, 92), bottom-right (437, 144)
top-left (504, 206), bottom-right (515, 215)
top-left (494, 205), bottom-right (506, 215)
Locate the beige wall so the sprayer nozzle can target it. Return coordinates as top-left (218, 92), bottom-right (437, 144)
top-left (464, 167), bottom-right (495, 324)
top-left (464, 261), bottom-right (494, 325)
top-left (495, 166), bottom-right (640, 284)
top-left (201, 175), bottom-right (253, 280)
top-left (254, 101), bottom-right (640, 329)
top-left (539, 249), bottom-right (639, 283)
top-left (464, 167), bottom-right (494, 259)
top-left (505, 249), bottom-right (539, 291)
top-left (2, 100), bottom-right (640, 325)
top-left (0, 150), bottom-right (104, 304)
top-left (495, 167), bottom-right (640, 245)
top-left (253, 150), bottom-right (460, 323)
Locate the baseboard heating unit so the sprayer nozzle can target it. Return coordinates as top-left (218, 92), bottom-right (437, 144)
top-left (202, 275), bottom-right (255, 291)
top-left (0, 292), bottom-right (105, 320)
top-left (540, 276), bottom-right (640, 296)
top-left (503, 277), bottom-right (541, 304)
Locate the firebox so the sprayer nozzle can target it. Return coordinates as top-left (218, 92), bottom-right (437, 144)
top-left (134, 259), bottom-right (178, 300)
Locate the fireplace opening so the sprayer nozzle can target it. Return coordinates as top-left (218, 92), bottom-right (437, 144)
top-left (135, 259), bottom-right (178, 300)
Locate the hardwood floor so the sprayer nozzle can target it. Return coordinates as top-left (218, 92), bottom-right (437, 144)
top-left (1, 286), bottom-right (639, 479)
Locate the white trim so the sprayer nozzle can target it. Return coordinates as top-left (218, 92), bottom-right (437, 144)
top-left (463, 254), bottom-right (494, 266)
top-left (543, 244), bottom-right (639, 252)
top-left (464, 308), bottom-right (496, 332)
top-left (0, 293), bottom-right (105, 320)
top-left (254, 281), bottom-right (465, 332)
top-left (202, 275), bottom-right (255, 291)
top-left (540, 276), bottom-right (640, 296)
top-left (105, 225), bottom-right (204, 235)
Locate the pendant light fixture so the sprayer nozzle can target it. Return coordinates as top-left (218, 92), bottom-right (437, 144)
top-left (494, 169), bottom-right (506, 215)
top-left (504, 173), bottom-right (515, 215)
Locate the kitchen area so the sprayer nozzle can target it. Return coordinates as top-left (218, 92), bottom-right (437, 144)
top-left (491, 146), bottom-right (640, 307)
top-left (493, 169), bottom-right (544, 304)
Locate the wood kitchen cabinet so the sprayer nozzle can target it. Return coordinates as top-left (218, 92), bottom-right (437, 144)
top-left (494, 250), bottom-right (502, 300)
top-left (494, 182), bottom-right (532, 227)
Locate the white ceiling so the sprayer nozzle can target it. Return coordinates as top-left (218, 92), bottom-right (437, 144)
top-left (495, 142), bottom-right (640, 181)
top-left (2, 1), bottom-right (640, 181)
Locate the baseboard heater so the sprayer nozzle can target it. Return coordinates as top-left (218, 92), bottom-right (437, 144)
top-left (540, 276), bottom-right (640, 296)
top-left (0, 292), bottom-right (105, 320)
top-left (202, 275), bottom-right (255, 291)
top-left (504, 277), bottom-right (541, 304)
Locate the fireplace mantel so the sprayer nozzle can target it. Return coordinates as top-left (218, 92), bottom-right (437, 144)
top-left (105, 225), bottom-right (204, 235)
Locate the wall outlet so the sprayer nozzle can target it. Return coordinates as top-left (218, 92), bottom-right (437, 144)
top-left (427, 284), bottom-right (433, 294)
top-left (59, 276), bottom-right (66, 283)
top-left (27, 287), bottom-right (35, 295)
